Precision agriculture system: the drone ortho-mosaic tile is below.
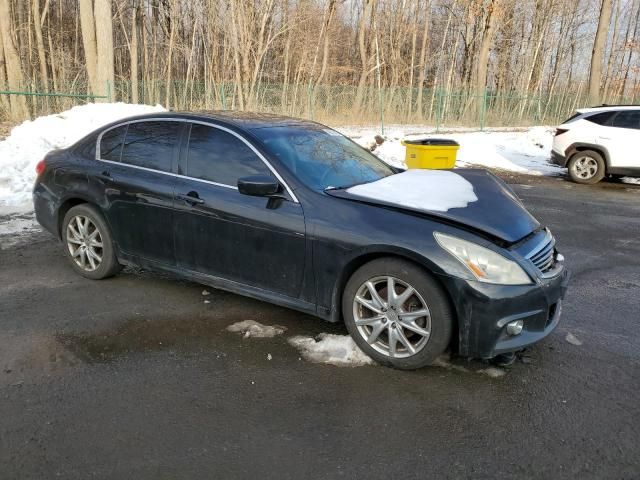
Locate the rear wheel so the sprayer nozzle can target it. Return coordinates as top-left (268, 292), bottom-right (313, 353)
top-left (62, 204), bottom-right (121, 280)
top-left (567, 150), bottom-right (606, 184)
top-left (342, 258), bottom-right (453, 370)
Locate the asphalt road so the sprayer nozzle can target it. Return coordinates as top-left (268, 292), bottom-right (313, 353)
top-left (1, 174), bottom-right (639, 479)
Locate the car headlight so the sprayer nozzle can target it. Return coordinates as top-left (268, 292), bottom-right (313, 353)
top-left (434, 232), bottom-right (532, 285)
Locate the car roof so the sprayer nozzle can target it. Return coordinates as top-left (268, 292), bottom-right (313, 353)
top-left (576, 105), bottom-right (640, 114)
top-left (112, 110), bottom-right (322, 131)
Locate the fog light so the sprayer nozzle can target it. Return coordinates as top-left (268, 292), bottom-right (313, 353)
top-left (506, 320), bottom-right (524, 336)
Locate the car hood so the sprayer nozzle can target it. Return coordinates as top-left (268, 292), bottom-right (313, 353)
top-left (327, 169), bottom-right (540, 243)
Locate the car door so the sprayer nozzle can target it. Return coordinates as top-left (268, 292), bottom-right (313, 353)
top-left (595, 110), bottom-right (640, 168)
top-left (172, 122), bottom-right (306, 299)
top-left (95, 120), bottom-right (184, 265)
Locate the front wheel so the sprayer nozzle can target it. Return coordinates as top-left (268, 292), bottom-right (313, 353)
top-left (342, 258), bottom-right (453, 370)
top-left (62, 204), bottom-right (121, 280)
top-left (567, 150), bottom-right (606, 184)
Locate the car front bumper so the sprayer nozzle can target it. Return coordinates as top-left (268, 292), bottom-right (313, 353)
top-left (436, 267), bottom-right (570, 358)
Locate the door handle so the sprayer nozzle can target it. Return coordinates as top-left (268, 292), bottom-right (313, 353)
top-left (176, 192), bottom-right (205, 205)
top-left (598, 136), bottom-right (611, 140)
top-left (96, 171), bottom-right (112, 182)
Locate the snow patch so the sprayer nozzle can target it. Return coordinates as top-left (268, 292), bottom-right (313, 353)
top-left (288, 334), bottom-right (374, 367)
top-left (346, 169), bottom-right (478, 212)
top-left (226, 320), bottom-right (286, 338)
top-left (349, 126), bottom-right (565, 176)
top-left (477, 367), bottom-right (506, 378)
top-left (565, 332), bottom-right (582, 346)
top-left (0, 214), bottom-right (41, 249)
top-left (0, 103), bottom-right (166, 214)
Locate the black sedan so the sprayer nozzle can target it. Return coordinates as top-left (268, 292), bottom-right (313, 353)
top-left (33, 111), bottom-right (569, 369)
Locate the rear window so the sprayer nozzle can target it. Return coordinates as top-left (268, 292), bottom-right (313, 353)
top-left (585, 111), bottom-right (615, 126)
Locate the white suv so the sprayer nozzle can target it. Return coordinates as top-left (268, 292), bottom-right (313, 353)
top-left (551, 106), bottom-right (640, 184)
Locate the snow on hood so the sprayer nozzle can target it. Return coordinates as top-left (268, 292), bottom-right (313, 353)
top-left (346, 169), bottom-right (478, 213)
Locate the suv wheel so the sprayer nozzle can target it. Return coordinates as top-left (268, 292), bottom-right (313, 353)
top-left (568, 150), bottom-right (606, 184)
top-left (342, 258), bottom-right (453, 370)
top-left (62, 204), bottom-right (122, 279)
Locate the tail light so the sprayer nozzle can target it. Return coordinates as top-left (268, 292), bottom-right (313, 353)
top-left (554, 128), bottom-right (569, 136)
top-left (35, 159), bottom-right (46, 176)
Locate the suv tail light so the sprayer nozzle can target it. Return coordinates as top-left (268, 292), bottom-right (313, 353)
top-left (35, 159), bottom-right (46, 176)
top-left (554, 128), bottom-right (569, 136)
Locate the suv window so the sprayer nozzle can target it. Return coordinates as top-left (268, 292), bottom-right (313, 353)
top-left (611, 111), bottom-right (640, 130)
top-left (186, 124), bottom-right (272, 186)
top-left (121, 121), bottom-right (180, 172)
top-left (99, 125), bottom-right (127, 161)
top-left (585, 111), bottom-right (615, 126)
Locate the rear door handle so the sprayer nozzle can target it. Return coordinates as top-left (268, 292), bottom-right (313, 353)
top-left (176, 192), bottom-right (205, 205)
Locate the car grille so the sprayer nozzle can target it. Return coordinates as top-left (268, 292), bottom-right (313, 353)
top-left (526, 231), bottom-right (556, 274)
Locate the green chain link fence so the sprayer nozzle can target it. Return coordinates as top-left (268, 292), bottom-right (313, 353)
top-left (1, 80), bottom-right (637, 131)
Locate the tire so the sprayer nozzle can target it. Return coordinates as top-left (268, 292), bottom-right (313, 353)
top-left (61, 204), bottom-right (121, 280)
top-left (567, 150), bottom-right (606, 184)
top-left (342, 258), bottom-right (453, 370)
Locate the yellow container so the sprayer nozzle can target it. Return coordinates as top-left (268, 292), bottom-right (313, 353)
top-left (402, 138), bottom-right (460, 169)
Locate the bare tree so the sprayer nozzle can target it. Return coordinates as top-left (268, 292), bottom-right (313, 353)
top-left (589, 0), bottom-right (614, 105)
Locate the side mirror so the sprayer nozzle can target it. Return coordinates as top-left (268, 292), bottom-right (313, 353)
top-left (237, 175), bottom-right (281, 197)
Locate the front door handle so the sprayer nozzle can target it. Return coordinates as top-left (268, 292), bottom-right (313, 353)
top-left (176, 192), bottom-right (205, 205)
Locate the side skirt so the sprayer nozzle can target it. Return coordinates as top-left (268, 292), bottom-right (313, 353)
top-left (117, 252), bottom-right (323, 320)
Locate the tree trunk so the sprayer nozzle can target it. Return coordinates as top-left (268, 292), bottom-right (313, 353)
top-left (32, 0), bottom-right (49, 92)
top-left (94, 0), bottom-right (114, 100)
top-left (475, 0), bottom-right (500, 95)
top-left (0, 0), bottom-right (29, 120)
top-left (130, 0), bottom-right (139, 103)
top-left (79, 0), bottom-right (99, 96)
top-left (589, 0), bottom-right (613, 105)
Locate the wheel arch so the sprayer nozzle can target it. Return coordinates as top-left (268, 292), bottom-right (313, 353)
top-left (56, 196), bottom-right (104, 239)
top-left (328, 247), bottom-right (456, 329)
top-left (566, 143), bottom-right (611, 171)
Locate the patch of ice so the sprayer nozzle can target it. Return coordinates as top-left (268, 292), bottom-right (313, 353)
top-left (226, 320), bottom-right (286, 338)
top-left (621, 177), bottom-right (640, 185)
top-left (565, 332), bottom-right (582, 346)
top-left (477, 367), bottom-right (506, 378)
top-left (346, 169), bottom-right (478, 212)
top-left (288, 333), bottom-right (374, 367)
top-left (0, 103), bottom-right (166, 214)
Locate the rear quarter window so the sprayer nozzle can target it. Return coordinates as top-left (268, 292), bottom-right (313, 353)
top-left (99, 125), bottom-right (128, 161)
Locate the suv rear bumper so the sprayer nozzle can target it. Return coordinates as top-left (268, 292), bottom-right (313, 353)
top-left (550, 150), bottom-right (567, 167)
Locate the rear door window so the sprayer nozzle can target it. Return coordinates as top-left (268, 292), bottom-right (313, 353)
top-left (611, 111), bottom-right (640, 130)
top-left (120, 121), bottom-right (181, 172)
top-left (99, 125), bottom-right (127, 161)
top-left (584, 111), bottom-right (615, 126)
top-left (186, 124), bottom-right (272, 186)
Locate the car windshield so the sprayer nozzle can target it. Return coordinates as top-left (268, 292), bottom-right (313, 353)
top-left (251, 125), bottom-right (394, 190)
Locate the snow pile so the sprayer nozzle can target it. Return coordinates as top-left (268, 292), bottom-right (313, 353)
top-left (226, 320), bottom-right (287, 338)
top-left (346, 169), bottom-right (478, 212)
top-left (0, 102), bottom-right (166, 214)
top-left (350, 126), bottom-right (564, 176)
top-left (288, 333), bottom-right (374, 367)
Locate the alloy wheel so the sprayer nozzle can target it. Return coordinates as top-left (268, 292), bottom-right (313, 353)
top-left (352, 276), bottom-right (431, 358)
top-left (571, 156), bottom-right (598, 180)
top-left (66, 215), bottom-right (103, 272)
